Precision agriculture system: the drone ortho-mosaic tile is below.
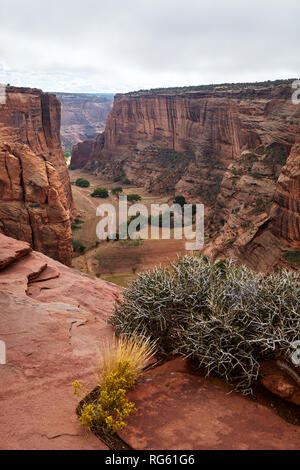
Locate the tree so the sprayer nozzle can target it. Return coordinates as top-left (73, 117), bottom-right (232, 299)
top-left (75, 178), bottom-right (90, 188)
top-left (91, 188), bottom-right (109, 198)
top-left (127, 194), bottom-right (141, 202)
top-left (111, 187), bottom-right (123, 196)
top-left (174, 195), bottom-right (186, 207)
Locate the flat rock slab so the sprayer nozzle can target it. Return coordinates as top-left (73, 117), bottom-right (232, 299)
top-left (0, 234), bottom-right (31, 270)
top-left (0, 234), bottom-right (123, 450)
top-left (118, 359), bottom-right (300, 450)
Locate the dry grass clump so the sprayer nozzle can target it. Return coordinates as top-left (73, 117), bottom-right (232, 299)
top-left (73, 331), bottom-right (156, 434)
top-left (110, 255), bottom-right (300, 394)
top-left (98, 332), bottom-right (157, 386)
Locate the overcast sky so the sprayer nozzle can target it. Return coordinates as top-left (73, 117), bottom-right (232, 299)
top-left (0, 0), bottom-right (299, 93)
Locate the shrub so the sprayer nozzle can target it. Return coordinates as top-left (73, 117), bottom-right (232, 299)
top-left (91, 188), bottom-right (109, 198)
top-left (127, 194), bottom-right (141, 202)
top-left (64, 150), bottom-right (71, 162)
top-left (110, 255), bottom-right (300, 394)
top-left (72, 239), bottom-right (86, 253)
top-left (73, 333), bottom-right (156, 435)
top-left (174, 195), bottom-right (186, 207)
top-left (111, 186), bottom-right (123, 196)
top-left (123, 178), bottom-right (131, 185)
top-left (75, 178), bottom-right (90, 188)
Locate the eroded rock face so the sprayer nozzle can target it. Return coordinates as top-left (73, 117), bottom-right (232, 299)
top-left (0, 86), bottom-right (73, 211)
top-left (71, 82), bottom-right (300, 271)
top-left (0, 86), bottom-right (74, 265)
top-left (56, 93), bottom-right (113, 150)
top-left (203, 141), bottom-right (300, 271)
top-left (0, 233), bottom-right (122, 450)
top-left (0, 142), bottom-right (73, 265)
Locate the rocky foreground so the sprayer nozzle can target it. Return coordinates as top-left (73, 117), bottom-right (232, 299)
top-left (0, 234), bottom-right (299, 450)
top-left (0, 233), bottom-right (121, 449)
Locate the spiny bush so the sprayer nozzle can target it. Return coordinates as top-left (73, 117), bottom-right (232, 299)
top-left (110, 255), bottom-right (300, 394)
top-left (73, 333), bottom-right (156, 434)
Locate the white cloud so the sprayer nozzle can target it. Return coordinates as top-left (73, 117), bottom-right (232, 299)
top-left (0, 0), bottom-right (299, 93)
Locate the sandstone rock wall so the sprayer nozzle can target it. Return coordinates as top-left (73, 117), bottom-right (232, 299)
top-left (70, 82), bottom-right (300, 271)
top-left (56, 92), bottom-right (113, 150)
top-left (0, 143), bottom-right (72, 266)
top-left (0, 86), bottom-right (74, 265)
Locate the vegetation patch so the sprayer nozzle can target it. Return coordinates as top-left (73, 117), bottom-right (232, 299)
top-left (75, 178), bottom-right (90, 188)
top-left (127, 194), bottom-right (142, 202)
top-left (91, 187), bottom-right (109, 198)
top-left (111, 187), bottom-right (123, 196)
top-left (72, 239), bottom-right (86, 253)
top-left (73, 333), bottom-right (156, 436)
top-left (110, 255), bottom-right (300, 394)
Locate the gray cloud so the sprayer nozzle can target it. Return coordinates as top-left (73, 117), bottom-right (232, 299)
top-left (0, 0), bottom-right (299, 92)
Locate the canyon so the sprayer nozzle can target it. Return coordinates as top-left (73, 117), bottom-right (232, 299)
top-left (56, 92), bottom-right (113, 150)
top-left (0, 86), bottom-right (73, 265)
top-left (70, 80), bottom-right (300, 271)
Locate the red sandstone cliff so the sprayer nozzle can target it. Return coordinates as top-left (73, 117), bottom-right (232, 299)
top-left (56, 93), bottom-right (113, 150)
top-left (0, 86), bottom-right (73, 265)
top-left (71, 81), bottom-right (300, 271)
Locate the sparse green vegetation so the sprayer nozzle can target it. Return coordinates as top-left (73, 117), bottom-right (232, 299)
top-left (111, 186), bottom-right (123, 196)
top-left (63, 150), bottom-right (71, 162)
top-left (91, 188), bottom-right (109, 198)
top-left (173, 195), bottom-right (186, 207)
top-left (72, 239), bottom-right (86, 253)
top-left (127, 194), bottom-right (142, 202)
top-left (75, 178), bottom-right (90, 188)
top-left (124, 79), bottom-right (296, 97)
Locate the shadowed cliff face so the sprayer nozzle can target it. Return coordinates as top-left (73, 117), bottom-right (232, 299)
top-left (70, 83), bottom-right (300, 271)
top-left (0, 86), bottom-right (73, 265)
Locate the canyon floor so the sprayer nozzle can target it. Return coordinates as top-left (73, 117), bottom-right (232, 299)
top-left (69, 169), bottom-right (188, 286)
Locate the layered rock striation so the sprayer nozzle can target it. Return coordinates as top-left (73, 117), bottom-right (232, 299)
top-left (71, 81), bottom-right (300, 270)
top-left (56, 92), bottom-right (113, 150)
top-left (0, 86), bottom-right (73, 264)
